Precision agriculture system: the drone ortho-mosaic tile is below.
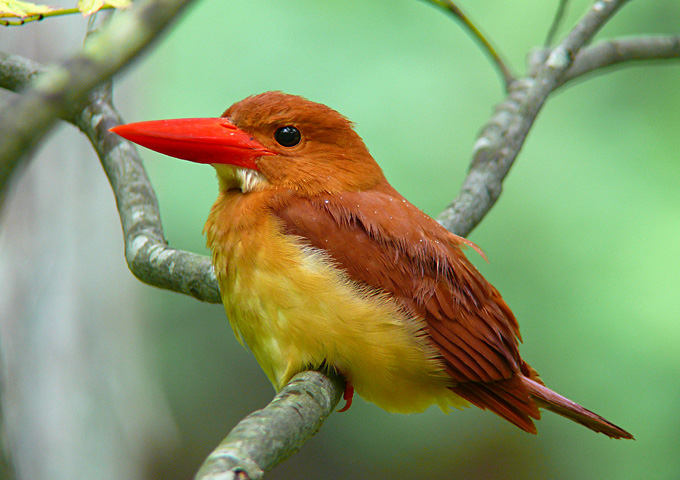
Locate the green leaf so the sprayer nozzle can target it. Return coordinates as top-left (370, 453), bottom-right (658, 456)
top-left (77, 0), bottom-right (131, 16)
top-left (0, 0), bottom-right (54, 17)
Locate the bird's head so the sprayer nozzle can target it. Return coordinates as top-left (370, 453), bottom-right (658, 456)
top-left (111, 91), bottom-right (385, 195)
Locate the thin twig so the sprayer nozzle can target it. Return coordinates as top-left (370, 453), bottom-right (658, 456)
top-left (0, 6), bottom-right (117, 27)
top-left (437, 0), bottom-right (631, 236)
top-left (557, 35), bottom-right (680, 87)
top-left (421, 0), bottom-right (515, 89)
top-left (545, 0), bottom-right (570, 47)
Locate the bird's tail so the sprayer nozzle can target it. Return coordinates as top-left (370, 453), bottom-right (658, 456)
top-left (520, 376), bottom-right (634, 439)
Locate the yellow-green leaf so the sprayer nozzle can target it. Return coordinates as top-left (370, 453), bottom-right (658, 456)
top-left (0, 0), bottom-right (53, 17)
top-left (77, 0), bottom-right (131, 16)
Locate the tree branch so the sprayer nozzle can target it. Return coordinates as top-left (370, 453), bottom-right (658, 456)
top-left (0, 0), bottom-right (218, 301)
top-left (556, 35), bottom-right (680, 88)
top-left (77, 87), bottom-right (222, 303)
top-left (0, 52), bottom-right (43, 90)
top-left (195, 371), bottom-right (344, 480)
top-left (0, 59), bottom-right (220, 303)
top-left (0, 0), bottom-right (196, 205)
top-left (437, 0), bottom-right (630, 237)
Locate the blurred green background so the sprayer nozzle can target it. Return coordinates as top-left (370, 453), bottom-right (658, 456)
top-left (111, 0), bottom-right (680, 479)
top-left (6, 0), bottom-right (677, 479)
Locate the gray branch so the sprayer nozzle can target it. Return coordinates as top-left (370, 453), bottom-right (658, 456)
top-left (0, 1), bottom-right (219, 302)
top-left (556, 35), bottom-right (680, 88)
top-left (437, 0), bottom-right (630, 236)
top-left (195, 371), bottom-right (344, 480)
top-left (77, 86), bottom-right (222, 302)
top-left (0, 0), bottom-right (196, 204)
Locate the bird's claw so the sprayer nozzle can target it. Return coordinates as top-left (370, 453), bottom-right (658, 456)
top-left (337, 382), bottom-right (354, 412)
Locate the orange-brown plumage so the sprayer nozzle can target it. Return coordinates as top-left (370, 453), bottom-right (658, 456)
top-left (111, 91), bottom-right (633, 439)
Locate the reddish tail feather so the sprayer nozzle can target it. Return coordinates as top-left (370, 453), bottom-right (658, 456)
top-left (520, 376), bottom-right (634, 439)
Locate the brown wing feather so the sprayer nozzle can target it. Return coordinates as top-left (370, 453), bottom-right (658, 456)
top-left (271, 179), bottom-right (542, 432)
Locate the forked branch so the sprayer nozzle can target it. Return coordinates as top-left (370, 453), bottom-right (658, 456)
top-left (437, 0), bottom-right (632, 236)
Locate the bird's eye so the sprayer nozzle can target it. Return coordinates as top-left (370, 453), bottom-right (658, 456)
top-left (274, 126), bottom-right (301, 147)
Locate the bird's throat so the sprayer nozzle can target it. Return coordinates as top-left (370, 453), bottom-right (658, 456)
top-left (214, 164), bottom-right (270, 193)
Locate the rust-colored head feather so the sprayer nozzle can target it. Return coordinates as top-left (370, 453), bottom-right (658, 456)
top-left (223, 91), bottom-right (383, 194)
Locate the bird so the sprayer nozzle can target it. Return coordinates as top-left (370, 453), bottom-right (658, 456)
top-left (111, 91), bottom-right (633, 439)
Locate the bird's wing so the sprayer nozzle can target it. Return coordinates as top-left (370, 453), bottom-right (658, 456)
top-left (271, 180), bottom-right (542, 432)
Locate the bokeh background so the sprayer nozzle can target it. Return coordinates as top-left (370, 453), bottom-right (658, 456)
top-left (1, 1), bottom-right (679, 479)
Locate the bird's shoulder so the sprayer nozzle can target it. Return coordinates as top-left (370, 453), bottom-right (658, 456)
top-left (272, 180), bottom-right (475, 280)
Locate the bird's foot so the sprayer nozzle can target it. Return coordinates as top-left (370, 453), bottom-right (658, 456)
top-left (337, 382), bottom-right (354, 412)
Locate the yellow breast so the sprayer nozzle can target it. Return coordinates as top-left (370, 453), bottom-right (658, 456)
top-left (205, 191), bottom-right (467, 413)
